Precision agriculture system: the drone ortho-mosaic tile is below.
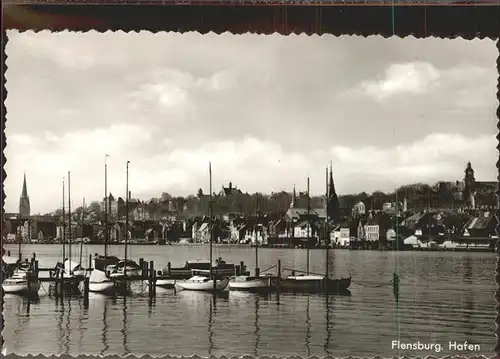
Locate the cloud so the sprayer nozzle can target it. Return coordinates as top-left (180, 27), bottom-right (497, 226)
top-left (360, 62), bottom-right (441, 100)
top-left (5, 127), bottom-right (496, 214)
top-left (4, 32), bottom-right (497, 213)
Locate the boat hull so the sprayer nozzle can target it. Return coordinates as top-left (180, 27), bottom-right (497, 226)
top-left (109, 269), bottom-right (142, 279)
top-left (156, 278), bottom-right (176, 288)
top-left (280, 276), bottom-right (351, 294)
top-left (2, 280), bottom-right (41, 295)
top-left (89, 281), bottom-right (115, 294)
top-left (228, 276), bottom-right (276, 292)
top-left (175, 277), bottom-right (229, 292)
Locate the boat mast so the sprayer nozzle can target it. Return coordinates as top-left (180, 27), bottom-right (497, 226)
top-left (104, 154), bottom-right (109, 257)
top-left (306, 176), bottom-right (310, 275)
top-left (209, 162), bottom-right (214, 284)
top-left (68, 171), bottom-right (72, 273)
top-left (62, 178), bottom-right (66, 264)
top-left (325, 165), bottom-right (329, 280)
top-left (79, 197), bottom-right (85, 266)
top-left (125, 160), bottom-right (130, 276)
top-left (255, 193), bottom-right (259, 277)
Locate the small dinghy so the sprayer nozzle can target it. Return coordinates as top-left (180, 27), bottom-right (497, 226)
top-left (2, 263), bottom-right (40, 296)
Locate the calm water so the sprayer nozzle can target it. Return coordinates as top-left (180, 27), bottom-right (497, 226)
top-left (2, 244), bottom-right (496, 357)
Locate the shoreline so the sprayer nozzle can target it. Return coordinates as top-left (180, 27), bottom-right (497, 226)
top-left (3, 242), bottom-right (495, 253)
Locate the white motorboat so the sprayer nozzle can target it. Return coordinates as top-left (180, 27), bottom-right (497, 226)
top-left (2, 266), bottom-right (40, 296)
top-left (228, 274), bottom-right (275, 292)
top-left (175, 275), bottom-right (228, 292)
top-left (88, 268), bottom-right (115, 294)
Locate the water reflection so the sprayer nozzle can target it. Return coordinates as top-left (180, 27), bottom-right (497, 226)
top-left (64, 299), bottom-right (72, 354)
top-left (253, 295), bottom-right (260, 356)
top-left (57, 297), bottom-right (64, 354)
top-left (122, 296), bottom-right (130, 354)
top-left (208, 295), bottom-right (216, 356)
top-left (77, 299), bottom-right (85, 352)
top-left (101, 297), bottom-right (109, 355)
top-left (324, 294), bottom-right (332, 355)
top-left (305, 295), bottom-right (311, 357)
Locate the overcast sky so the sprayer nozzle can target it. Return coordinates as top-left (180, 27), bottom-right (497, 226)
top-left (5, 31), bottom-right (497, 214)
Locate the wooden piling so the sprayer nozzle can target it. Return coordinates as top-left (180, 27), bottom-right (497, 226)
top-left (148, 267), bottom-right (154, 298)
top-left (393, 272), bottom-right (400, 298)
top-left (240, 261), bottom-right (245, 274)
top-left (32, 253), bottom-right (36, 262)
top-left (88, 254), bottom-right (92, 270)
top-left (152, 270), bottom-right (157, 296)
top-left (276, 259), bottom-right (281, 292)
top-left (255, 267), bottom-right (260, 277)
top-left (167, 262), bottom-right (171, 276)
top-left (59, 270), bottom-right (64, 299)
top-left (83, 277), bottom-right (89, 308)
top-left (235, 265), bottom-right (241, 276)
top-left (139, 258), bottom-right (144, 273)
top-left (142, 261), bottom-right (149, 279)
top-left (7, 250), bottom-right (10, 256)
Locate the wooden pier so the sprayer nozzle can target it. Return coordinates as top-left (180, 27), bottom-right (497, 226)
top-left (15, 253), bottom-right (247, 305)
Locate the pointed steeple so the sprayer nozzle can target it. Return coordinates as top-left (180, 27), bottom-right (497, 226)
top-left (22, 172), bottom-right (28, 198)
top-left (327, 163), bottom-right (340, 222)
top-left (290, 185), bottom-right (297, 209)
top-left (19, 172), bottom-right (31, 217)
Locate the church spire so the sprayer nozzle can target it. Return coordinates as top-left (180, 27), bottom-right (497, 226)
top-left (290, 185), bottom-right (297, 209)
top-left (19, 172), bottom-right (31, 217)
top-left (22, 172), bottom-right (28, 198)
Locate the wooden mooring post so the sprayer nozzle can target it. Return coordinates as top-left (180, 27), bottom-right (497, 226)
top-left (167, 262), bottom-right (171, 276)
top-left (83, 277), bottom-right (89, 308)
top-left (393, 272), bottom-right (400, 299)
top-left (142, 260), bottom-right (149, 279)
top-left (88, 254), bottom-right (92, 270)
top-left (139, 258), bottom-right (144, 274)
top-left (148, 261), bottom-right (155, 299)
top-left (59, 270), bottom-right (64, 300)
top-left (276, 259), bottom-right (281, 292)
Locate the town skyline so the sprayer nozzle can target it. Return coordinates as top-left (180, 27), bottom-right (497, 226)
top-left (5, 31), bottom-right (497, 214)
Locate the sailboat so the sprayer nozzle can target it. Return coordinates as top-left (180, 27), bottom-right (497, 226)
top-left (2, 226), bottom-right (41, 296)
top-left (89, 154), bottom-right (120, 294)
top-left (108, 161), bottom-right (141, 279)
top-left (228, 194), bottom-right (275, 292)
top-left (53, 174), bottom-right (84, 292)
top-left (175, 162), bottom-right (229, 292)
top-left (66, 171), bottom-right (86, 280)
top-left (279, 167), bottom-right (351, 294)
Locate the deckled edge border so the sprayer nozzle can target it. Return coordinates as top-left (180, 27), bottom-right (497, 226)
top-left (2, 3), bottom-right (500, 359)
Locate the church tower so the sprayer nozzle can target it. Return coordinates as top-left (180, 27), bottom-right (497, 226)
top-left (19, 173), bottom-right (31, 217)
top-left (463, 162), bottom-right (476, 208)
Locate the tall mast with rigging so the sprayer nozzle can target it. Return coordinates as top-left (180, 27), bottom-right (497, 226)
top-left (125, 160), bottom-right (130, 276)
top-left (62, 178), bottom-right (66, 264)
top-left (306, 177), bottom-right (310, 275)
top-left (104, 154), bottom-right (109, 257)
top-left (325, 166), bottom-right (329, 280)
top-left (68, 171), bottom-right (72, 273)
top-left (209, 162), bottom-right (214, 288)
